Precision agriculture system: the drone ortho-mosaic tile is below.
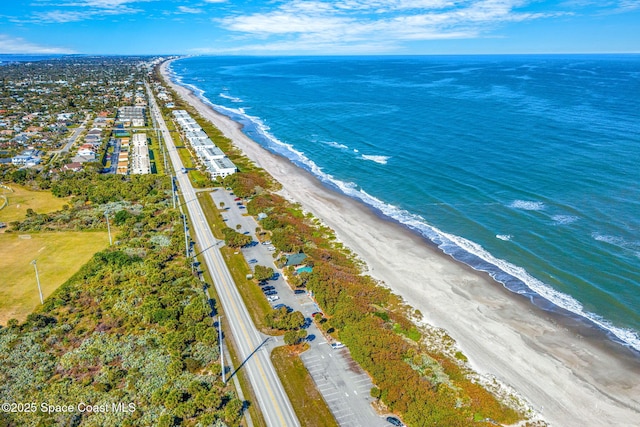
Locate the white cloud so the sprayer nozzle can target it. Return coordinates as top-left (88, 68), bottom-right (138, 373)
top-left (178, 6), bottom-right (203, 14)
top-left (33, 6), bottom-right (140, 23)
top-left (26, 0), bottom-right (143, 23)
top-left (0, 34), bottom-right (76, 54)
top-left (203, 0), bottom-right (228, 3)
top-left (220, 0), bottom-right (555, 43)
top-left (617, 0), bottom-right (640, 10)
top-left (223, 12), bottom-right (353, 34)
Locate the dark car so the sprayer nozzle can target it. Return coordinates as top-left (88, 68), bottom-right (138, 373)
top-left (264, 290), bottom-right (277, 296)
top-left (258, 280), bottom-right (269, 286)
top-left (386, 416), bottom-right (403, 426)
top-left (262, 286), bottom-right (275, 291)
top-left (294, 289), bottom-right (306, 295)
top-left (270, 273), bottom-right (280, 280)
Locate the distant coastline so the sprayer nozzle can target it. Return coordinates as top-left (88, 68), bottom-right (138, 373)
top-left (160, 58), bottom-right (640, 426)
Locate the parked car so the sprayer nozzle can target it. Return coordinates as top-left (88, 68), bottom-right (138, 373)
top-left (294, 289), bottom-right (306, 295)
top-left (234, 197), bottom-right (241, 201)
top-left (264, 290), bottom-right (277, 296)
top-left (262, 286), bottom-right (275, 291)
top-left (248, 258), bottom-right (258, 264)
top-left (266, 295), bottom-right (279, 302)
top-left (331, 342), bottom-right (345, 349)
top-left (270, 273), bottom-right (280, 280)
top-left (386, 416), bottom-right (403, 426)
top-left (239, 206), bottom-right (246, 209)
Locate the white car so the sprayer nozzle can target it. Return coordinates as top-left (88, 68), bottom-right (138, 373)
top-left (267, 295), bottom-right (279, 302)
top-left (331, 341), bottom-right (345, 349)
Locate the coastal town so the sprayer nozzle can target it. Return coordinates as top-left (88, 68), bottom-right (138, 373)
top-left (0, 56), bottom-right (235, 181)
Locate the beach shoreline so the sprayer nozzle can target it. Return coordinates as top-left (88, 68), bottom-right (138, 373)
top-left (160, 59), bottom-right (640, 426)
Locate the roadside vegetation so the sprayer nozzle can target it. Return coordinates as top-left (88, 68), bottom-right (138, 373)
top-left (0, 171), bottom-right (245, 427)
top-left (271, 347), bottom-right (338, 427)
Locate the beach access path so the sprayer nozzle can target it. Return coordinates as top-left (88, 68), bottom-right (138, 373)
top-left (160, 60), bottom-right (640, 427)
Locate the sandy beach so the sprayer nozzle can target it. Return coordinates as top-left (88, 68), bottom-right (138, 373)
top-left (160, 60), bottom-right (640, 426)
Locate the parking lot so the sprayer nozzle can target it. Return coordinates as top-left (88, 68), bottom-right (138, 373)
top-left (209, 188), bottom-right (390, 427)
top-left (301, 346), bottom-right (386, 427)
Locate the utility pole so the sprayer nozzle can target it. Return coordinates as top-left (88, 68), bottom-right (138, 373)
top-left (219, 315), bottom-right (225, 384)
top-left (105, 211), bottom-right (112, 245)
top-left (182, 214), bottom-right (189, 259)
top-left (31, 260), bottom-right (44, 304)
top-left (171, 175), bottom-right (176, 209)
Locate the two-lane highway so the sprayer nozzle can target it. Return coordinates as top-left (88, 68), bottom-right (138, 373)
top-left (146, 81), bottom-right (299, 427)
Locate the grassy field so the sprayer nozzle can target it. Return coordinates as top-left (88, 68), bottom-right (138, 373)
top-left (0, 231), bottom-right (109, 325)
top-left (271, 346), bottom-right (339, 427)
top-left (0, 185), bottom-right (70, 223)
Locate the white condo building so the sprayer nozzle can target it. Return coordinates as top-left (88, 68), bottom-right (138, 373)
top-left (172, 110), bottom-right (237, 178)
top-left (130, 132), bottom-right (151, 174)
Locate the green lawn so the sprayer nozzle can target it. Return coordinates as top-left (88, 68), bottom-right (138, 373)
top-left (0, 185), bottom-right (70, 223)
top-left (0, 231), bottom-right (109, 324)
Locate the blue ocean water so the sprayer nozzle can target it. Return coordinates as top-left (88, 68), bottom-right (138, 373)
top-left (169, 55), bottom-right (640, 351)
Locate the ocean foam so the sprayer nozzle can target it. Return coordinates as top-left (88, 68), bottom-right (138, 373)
top-left (592, 233), bottom-right (640, 254)
top-left (361, 154), bottom-right (390, 165)
top-left (496, 234), bottom-right (513, 241)
top-left (170, 72), bottom-right (640, 352)
top-left (552, 214), bottom-right (579, 225)
top-left (509, 200), bottom-right (546, 211)
top-left (219, 93), bottom-right (243, 103)
top-left (322, 141), bottom-right (349, 150)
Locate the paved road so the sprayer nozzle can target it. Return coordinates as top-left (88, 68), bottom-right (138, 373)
top-left (61, 114), bottom-right (90, 153)
top-left (146, 82), bottom-right (299, 427)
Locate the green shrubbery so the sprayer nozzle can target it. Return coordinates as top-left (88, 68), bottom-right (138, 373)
top-left (0, 171), bottom-right (244, 427)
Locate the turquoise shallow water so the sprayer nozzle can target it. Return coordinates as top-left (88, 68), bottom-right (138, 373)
top-left (169, 55), bottom-right (640, 351)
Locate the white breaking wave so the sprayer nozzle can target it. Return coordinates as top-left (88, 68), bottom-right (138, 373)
top-left (175, 76), bottom-right (640, 352)
top-left (552, 215), bottom-right (579, 225)
top-left (592, 233), bottom-right (640, 253)
top-left (496, 234), bottom-right (513, 241)
top-left (361, 154), bottom-right (390, 165)
top-left (219, 93), bottom-right (243, 103)
top-left (323, 141), bottom-right (349, 150)
top-left (509, 200), bottom-right (546, 211)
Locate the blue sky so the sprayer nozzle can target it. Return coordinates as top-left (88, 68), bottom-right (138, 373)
top-left (1, 1), bottom-right (639, 55)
